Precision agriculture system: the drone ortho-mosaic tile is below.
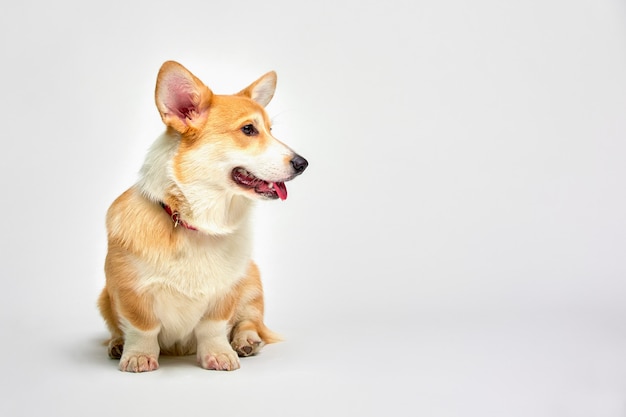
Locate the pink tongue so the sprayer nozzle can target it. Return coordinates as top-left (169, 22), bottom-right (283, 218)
top-left (275, 182), bottom-right (288, 200)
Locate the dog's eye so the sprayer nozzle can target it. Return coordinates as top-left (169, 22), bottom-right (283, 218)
top-left (241, 124), bottom-right (258, 136)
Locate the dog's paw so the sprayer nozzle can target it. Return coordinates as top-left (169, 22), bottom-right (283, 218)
top-left (231, 329), bottom-right (264, 357)
top-left (197, 350), bottom-right (240, 371)
top-left (119, 354), bottom-right (159, 373)
top-left (107, 337), bottom-right (124, 359)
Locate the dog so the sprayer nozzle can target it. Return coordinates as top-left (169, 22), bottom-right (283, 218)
top-left (97, 61), bottom-right (308, 372)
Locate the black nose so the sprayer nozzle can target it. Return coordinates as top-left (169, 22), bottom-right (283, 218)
top-left (290, 154), bottom-right (308, 175)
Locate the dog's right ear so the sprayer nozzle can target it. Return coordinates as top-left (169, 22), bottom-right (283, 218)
top-left (155, 61), bottom-right (213, 134)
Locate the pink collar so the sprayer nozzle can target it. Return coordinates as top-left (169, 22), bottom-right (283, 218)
top-left (160, 202), bottom-right (198, 231)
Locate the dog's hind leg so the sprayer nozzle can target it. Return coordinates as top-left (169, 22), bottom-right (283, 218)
top-left (229, 262), bottom-right (282, 357)
top-left (98, 287), bottom-right (125, 358)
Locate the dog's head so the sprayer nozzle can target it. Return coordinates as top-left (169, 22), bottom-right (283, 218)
top-left (154, 61), bottom-right (307, 202)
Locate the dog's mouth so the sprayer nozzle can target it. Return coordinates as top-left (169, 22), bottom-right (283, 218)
top-left (231, 168), bottom-right (288, 200)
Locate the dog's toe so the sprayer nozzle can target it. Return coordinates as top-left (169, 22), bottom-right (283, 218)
top-left (119, 354), bottom-right (159, 373)
top-left (198, 352), bottom-right (240, 371)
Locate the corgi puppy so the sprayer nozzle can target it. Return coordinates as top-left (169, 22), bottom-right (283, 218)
top-left (98, 61), bottom-right (308, 372)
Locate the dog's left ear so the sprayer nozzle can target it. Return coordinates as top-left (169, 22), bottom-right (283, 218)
top-left (238, 71), bottom-right (277, 107)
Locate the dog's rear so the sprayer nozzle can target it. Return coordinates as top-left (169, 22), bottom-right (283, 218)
top-left (98, 61), bottom-right (307, 372)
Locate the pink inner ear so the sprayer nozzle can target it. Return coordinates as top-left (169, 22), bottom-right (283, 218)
top-left (166, 76), bottom-right (198, 119)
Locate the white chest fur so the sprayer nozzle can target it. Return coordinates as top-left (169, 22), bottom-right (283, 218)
top-left (134, 225), bottom-right (253, 346)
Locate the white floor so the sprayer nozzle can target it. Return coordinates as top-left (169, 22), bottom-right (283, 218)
top-left (2, 306), bottom-right (625, 417)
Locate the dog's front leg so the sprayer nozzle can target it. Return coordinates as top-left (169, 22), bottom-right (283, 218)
top-left (119, 322), bottom-right (161, 372)
top-left (195, 318), bottom-right (240, 371)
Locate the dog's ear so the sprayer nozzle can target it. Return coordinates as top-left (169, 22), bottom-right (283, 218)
top-left (155, 61), bottom-right (213, 133)
top-left (237, 71), bottom-right (277, 107)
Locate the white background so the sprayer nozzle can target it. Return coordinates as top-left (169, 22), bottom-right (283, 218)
top-left (1, 0), bottom-right (626, 416)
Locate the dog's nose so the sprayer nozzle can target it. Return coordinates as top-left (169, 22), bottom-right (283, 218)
top-left (291, 155), bottom-right (308, 175)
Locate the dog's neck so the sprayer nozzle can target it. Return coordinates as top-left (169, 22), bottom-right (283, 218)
top-left (170, 188), bottom-right (253, 235)
top-left (159, 202), bottom-right (198, 231)
top-left (143, 184), bottom-right (254, 236)
top-left (136, 133), bottom-right (255, 236)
